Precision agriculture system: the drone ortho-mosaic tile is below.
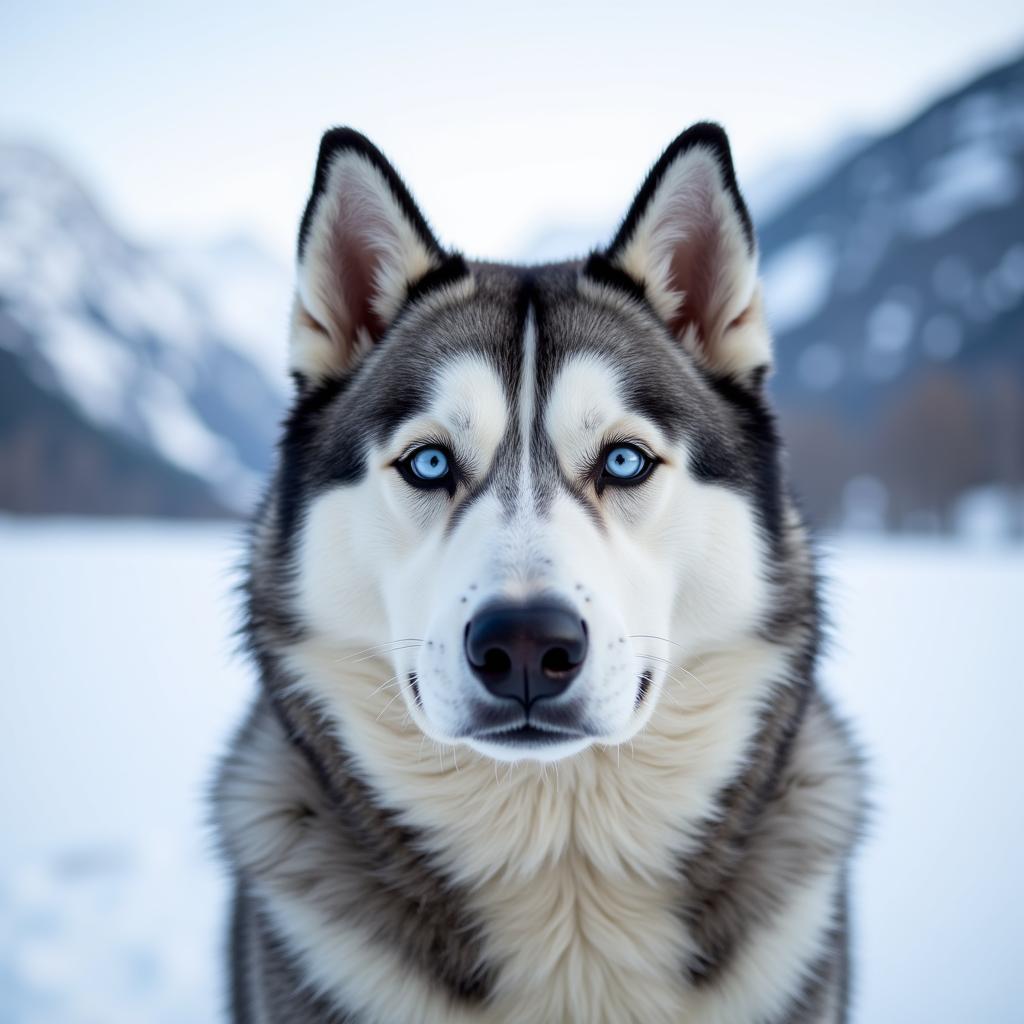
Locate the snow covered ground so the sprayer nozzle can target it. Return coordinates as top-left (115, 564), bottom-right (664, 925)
top-left (0, 520), bottom-right (1021, 1022)
top-left (0, 521), bottom-right (250, 1023)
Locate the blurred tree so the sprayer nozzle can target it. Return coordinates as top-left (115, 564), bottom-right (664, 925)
top-left (780, 410), bottom-right (861, 529)
top-left (871, 369), bottom-right (989, 532)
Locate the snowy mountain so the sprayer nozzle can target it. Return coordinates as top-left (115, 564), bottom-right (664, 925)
top-left (758, 51), bottom-right (1024, 531)
top-left (741, 131), bottom-right (872, 224)
top-left (0, 144), bottom-right (291, 516)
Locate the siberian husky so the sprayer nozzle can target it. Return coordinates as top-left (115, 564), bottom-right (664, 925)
top-left (214, 123), bottom-right (865, 1023)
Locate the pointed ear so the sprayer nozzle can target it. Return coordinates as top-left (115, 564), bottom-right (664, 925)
top-left (289, 128), bottom-right (470, 383)
top-left (585, 123), bottom-right (769, 385)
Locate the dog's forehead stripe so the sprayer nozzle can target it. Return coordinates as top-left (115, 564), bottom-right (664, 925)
top-left (516, 304), bottom-right (538, 511)
top-left (508, 289), bottom-right (590, 523)
top-left (442, 281), bottom-right (581, 529)
top-left (496, 286), bottom-right (545, 521)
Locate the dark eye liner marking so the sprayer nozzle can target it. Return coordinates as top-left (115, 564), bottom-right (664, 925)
top-left (394, 442), bottom-right (459, 497)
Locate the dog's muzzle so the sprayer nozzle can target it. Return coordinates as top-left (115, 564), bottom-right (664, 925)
top-left (465, 601), bottom-right (587, 710)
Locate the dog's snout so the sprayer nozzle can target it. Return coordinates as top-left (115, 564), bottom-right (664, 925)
top-left (465, 602), bottom-right (587, 708)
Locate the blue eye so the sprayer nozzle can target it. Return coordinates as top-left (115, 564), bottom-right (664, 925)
top-left (409, 447), bottom-right (449, 480)
top-left (398, 444), bottom-right (456, 493)
top-left (602, 445), bottom-right (649, 482)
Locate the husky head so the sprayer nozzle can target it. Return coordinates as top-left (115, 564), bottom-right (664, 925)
top-left (254, 125), bottom-right (785, 764)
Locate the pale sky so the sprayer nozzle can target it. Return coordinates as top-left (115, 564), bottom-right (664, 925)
top-left (3, 0), bottom-right (1023, 262)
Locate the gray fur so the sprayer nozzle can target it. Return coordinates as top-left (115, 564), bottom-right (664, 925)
top-left (216, 693), bottom-right (495, 1019)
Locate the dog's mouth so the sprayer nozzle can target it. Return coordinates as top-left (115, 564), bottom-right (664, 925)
top-left (459, 672), bottom-right (654, 749)
top-left (473, 723), bottom-right (589, 747)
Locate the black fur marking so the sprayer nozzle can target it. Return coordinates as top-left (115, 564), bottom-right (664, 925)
top-left (635, 670), bottom-right (653, 708)
top-left (403, 253), bottom-right (471, 308)
top-left (680, 662), bottom-right (814, 988)
top-left (580, 251), bottom-right (650, 305)
top-left (679, 682), bottom-right (864, 996)
top-left (690, 368), bottom-right (785, 550)
top-left (297, 127), bottom-right (446, 262)
top-left (604, 121), bottom-right (755, 260)
top-left (274, 374), bottom-right (354, 557)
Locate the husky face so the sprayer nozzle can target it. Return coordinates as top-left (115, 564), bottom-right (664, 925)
top-left (270, 126), bottom-right (780, 763)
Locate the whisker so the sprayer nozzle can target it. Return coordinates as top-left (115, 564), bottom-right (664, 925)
top-left (631, 641), bottom-right (713, 695)
top-left (627, 633), bottom-right (682, 647)
top-left (375, 686), bottom-right (409, 721)
top-left (674, 663), bottom-right (711, 694)
top-left (660, 673), bottom-right (687, 705)
top-left (366, 674), bottom-right (401, 700)
top-left (344, 642), bottom-right (423, 666)
top-left (334, 639), bottom-right (424, 665)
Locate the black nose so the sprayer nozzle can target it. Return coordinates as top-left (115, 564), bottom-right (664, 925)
top-left (465, 602), bottom-right (588, 709)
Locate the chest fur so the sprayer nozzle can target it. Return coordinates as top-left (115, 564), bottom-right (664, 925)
top-left (470, 847), bottom-right (690, 1024)
top-left (224, 642), bottom-right (854, 1024)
